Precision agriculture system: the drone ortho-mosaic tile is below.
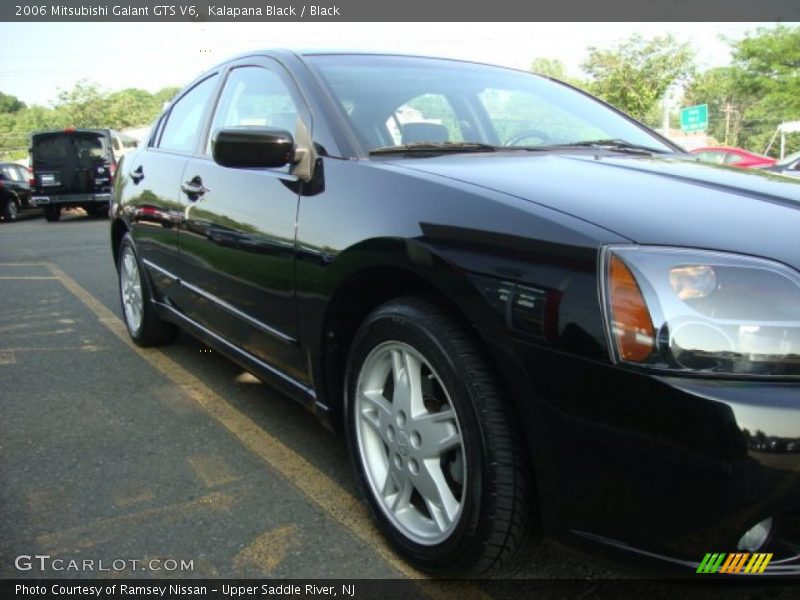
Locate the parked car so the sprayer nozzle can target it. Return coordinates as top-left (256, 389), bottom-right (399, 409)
top-left (761, 150), bottom-right (800, 178)
top-left (690, 145), bottom-right (777, 168)
top-left (0, 161), bottom-right (34, 221)
top-left (30, 128), bottom-right (115, 221)
top-left (111, 50), bottom-right (800, 576)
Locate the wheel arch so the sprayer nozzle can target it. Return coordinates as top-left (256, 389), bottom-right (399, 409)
top-left (314, 237), bottom-right (518, 432)
top-left (111, 217), bottom-right (129, 269)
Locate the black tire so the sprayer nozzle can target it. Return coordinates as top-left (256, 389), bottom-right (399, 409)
top-left (2, 197), bottom-right (19, 221)
top-left (344, 296), bottom-right (533, 576)
top-left (117, 232), bottom-right (178, 347)
top-left (44, 205), bottom-right (61, 222)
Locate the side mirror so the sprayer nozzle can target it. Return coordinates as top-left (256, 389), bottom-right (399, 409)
top-left (212, 127), bottom-right (295, 169)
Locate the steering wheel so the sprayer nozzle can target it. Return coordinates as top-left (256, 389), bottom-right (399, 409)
top-left (504, 129), bottom-right (551, 147)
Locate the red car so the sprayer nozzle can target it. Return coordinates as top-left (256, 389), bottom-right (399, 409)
top-left (690, 146), bottom-right (777, 168)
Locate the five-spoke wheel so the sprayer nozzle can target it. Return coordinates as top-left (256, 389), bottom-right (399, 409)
top-left (119, 243), bottom-right (144, 335)
top-left (355, 341), bottom-right (466, 545)
top-left (117, 232), bottom-right (177, 346)
top-left (346, 296), bottom-right (532, 575)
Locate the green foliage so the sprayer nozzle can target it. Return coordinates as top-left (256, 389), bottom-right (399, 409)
top-left (154, 87), bottom-right (180, 106)
top-left (530, 58), bottom-right (568, 80)
top-left (480, 88), bottom-right (603, 145)
top-left (0, 92), bottom-right (26, 113)
top-left (582, 34), bottom-right (695, 120)
top-left (693, 25), bottom-right (800, 156)
top-left (683, 67), bottom-right (750, 147)
top-left (0, 81), bottom-right (178, 159)
top-left (529, 58), bottom-right (588, 89)
top-left (54, 80), bottom-right (109, 128)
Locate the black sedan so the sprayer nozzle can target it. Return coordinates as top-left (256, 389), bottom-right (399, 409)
top-left (111, 50), bottom-right (800, 576)
top-left (0, 162), bottom-right (34, 221)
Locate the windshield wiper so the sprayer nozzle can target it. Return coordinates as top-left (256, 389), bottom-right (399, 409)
top-left (546, 138), bottom-right (670, 154)
top-left (369, 142), bottom-right (498, 155)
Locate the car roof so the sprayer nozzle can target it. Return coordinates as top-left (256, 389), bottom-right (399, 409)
top-left (31, 128), bottom-right (111, 137)
top-left (208, 48), bottom-right (541, 79)
top-left (692, 146), bottom-right (742, 153)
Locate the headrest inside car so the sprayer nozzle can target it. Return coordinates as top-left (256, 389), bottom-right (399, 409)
top-left (400, 123), bottom-right (450, 144)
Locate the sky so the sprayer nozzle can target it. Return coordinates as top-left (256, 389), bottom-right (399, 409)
top-left (0, 22), bottom-right (780, 107)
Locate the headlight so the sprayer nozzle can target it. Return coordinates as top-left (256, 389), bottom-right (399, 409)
top-left (601, 246), bottom-right (800, 377)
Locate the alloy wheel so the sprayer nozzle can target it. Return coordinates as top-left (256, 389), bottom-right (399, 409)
top-left (120, 246), bottom-right (143, 333)
top-left (354, 341), bottom-right (466, 545)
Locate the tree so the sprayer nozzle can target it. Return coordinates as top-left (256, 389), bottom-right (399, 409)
top-left (730, 25), bottom-right (800, 155)
top-left (683, 67), bottom-right (749, 147)
top-left (0, 82), bottom-right (181, 158)
top-left (154, 86), bottom-right (180, 106)
top-left (683, 25), bottom-right (800, 156)
top-left (0, 92), bottom-right (26, 113)
top-left (530, 57), bottom-right (568, 80)
top-left (582, 34), bottom-right (695, 120)
top-left (529, 58), bottom-right (587, 89)
top-left (54, 80), bottom-right (110, 128)
top-left (106, 88), bottom-right (164, 128)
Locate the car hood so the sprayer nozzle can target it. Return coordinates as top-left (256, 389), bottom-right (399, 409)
top-left (388, 152), bottom-right (800, 270)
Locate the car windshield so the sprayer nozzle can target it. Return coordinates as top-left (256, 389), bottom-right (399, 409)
top-left (306, 54), bottom-right (676, 155)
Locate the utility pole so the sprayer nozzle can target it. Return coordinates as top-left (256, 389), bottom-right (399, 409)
top-left (723, 103), bottom-right (734, 146)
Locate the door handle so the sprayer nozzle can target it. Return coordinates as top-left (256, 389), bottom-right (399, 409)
top-left (181, 176), bottom-right (209, 201)
top-left (130, 165), bottom-right (144, 183)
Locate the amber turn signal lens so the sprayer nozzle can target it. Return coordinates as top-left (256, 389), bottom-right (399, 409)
top-left (608, 254), bottom-right (655, 362)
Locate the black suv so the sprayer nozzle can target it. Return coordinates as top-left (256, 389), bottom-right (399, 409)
top-left (30, 128), bottom-right (115, 221)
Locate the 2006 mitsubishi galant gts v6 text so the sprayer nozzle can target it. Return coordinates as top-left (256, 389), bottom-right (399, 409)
top-left (111, 51), bottom-right (800, 576)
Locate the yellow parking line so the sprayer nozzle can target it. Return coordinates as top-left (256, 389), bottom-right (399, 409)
top-left (45, 262), bottom-right (491, 598)
top-left (233, 524), bottom-right (301, 575)
top-left (112, 484), bottom-right (157, 509)
top-left (27, 488), bottom-right (69, 523)
top-left (187, 454), bottom-right (240, 488)
top-left (38, 490), bottom-right (236, 554)
top-left (0, 346), bottom-right (104, 352)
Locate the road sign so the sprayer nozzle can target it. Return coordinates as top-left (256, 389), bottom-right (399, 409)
top-left (680, 104), bottom-right (708, 132)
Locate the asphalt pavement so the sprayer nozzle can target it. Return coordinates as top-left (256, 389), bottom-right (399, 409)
top-left (0, 210), bottom-right (626, 589)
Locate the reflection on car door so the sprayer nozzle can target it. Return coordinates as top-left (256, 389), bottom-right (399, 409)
top-left (127, 74), bottom-right (220, 297)
top-left (176, 61), bottom-right (308, 385)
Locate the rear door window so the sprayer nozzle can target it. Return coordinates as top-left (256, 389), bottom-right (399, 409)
top-left (3, 165), bottom-right (22, 181)
top-left (14, 166), bottom-right (28, 181)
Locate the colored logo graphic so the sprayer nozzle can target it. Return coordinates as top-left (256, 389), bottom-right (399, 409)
top-left (696, 552), bottom-right (772, 574)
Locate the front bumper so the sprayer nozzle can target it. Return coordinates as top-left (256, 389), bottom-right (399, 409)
top-left (510, 344), bottom-right (800, 574)
top-left (32, 193), bottom-right (111, 206)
